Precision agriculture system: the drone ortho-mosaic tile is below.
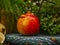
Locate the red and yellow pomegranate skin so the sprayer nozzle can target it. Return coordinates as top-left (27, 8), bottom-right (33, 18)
top-left (17, 12), bottom-right (40, 35)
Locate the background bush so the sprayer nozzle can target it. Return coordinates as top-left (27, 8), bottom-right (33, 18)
top-left (0, 0), bottom-right (60, 35)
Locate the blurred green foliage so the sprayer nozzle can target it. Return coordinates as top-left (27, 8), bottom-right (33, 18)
top-left (0, 0), bottom-right (60, 35)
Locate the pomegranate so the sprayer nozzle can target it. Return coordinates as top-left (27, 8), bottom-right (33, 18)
top-left (17, 11), bottom-right (40, 35)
